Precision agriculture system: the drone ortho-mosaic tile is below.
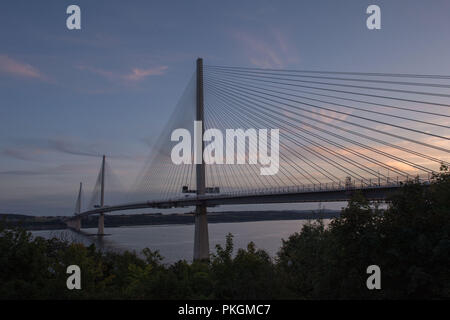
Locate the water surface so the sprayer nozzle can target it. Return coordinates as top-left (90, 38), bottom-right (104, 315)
top-left (33, 219), bottom-right (330, 264)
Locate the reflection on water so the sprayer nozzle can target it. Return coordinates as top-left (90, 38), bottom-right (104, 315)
top-left (32, 219), bottom-right (330, 264)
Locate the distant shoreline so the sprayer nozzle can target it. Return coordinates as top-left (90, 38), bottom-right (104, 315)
top-left (1, 210), bottom-right (340, 231)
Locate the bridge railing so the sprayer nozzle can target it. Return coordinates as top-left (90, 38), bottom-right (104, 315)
top-left (76, 173), bottom-right (434, 215)
top-left (165, 173), bottom-right (433, 202)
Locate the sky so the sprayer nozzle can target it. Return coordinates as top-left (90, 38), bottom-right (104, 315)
top-left (1, 0), bottom-right (450, 215)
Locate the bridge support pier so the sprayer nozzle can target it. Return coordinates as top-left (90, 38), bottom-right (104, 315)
top-left (97, 213), bottom-right (105, 236)
top-left (75, 218), bottom-right (81, 231)
top-left (67, 217), bottom-right (81, 232)
top-left (193, 204), bottom-right (209, 261)
top-left (75, 217), bottom-right (81, 231)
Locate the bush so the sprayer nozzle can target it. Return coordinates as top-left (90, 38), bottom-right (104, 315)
top-left (277, 168), bottom-right (450, 299)
top-left (0, 169), bottom-right (448, 299)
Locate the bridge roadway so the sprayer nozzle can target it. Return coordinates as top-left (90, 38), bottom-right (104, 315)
top-left (73, 182), bottom-right (410, 218)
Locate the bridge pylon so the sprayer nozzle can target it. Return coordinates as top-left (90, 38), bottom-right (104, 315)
top-left (74, 217), bottom-right (81, 231)
top-left (98, 155), bottom-right (106, 236)
top-left (193, 58), bottom-right (209, 261)
top-left (75, 182), bottom-right (82, 215)
top-left (66, 182), bottom-right (83, 231)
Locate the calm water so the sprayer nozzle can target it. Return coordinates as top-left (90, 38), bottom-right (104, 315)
top-left (32, 219), bottom-right (330, 264)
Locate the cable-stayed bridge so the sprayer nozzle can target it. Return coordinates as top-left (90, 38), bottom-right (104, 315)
top-left (66, 59), bottom-right (450, 260)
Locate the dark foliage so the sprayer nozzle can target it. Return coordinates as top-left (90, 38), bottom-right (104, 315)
top-left (1, 169), bottom-right (448, 299)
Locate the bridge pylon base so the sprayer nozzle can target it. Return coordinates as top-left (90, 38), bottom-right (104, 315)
top-left (193, 204), bottom-right (209, 261)
top-left (97, 213), bottom-right (105, 236)
top-left (66, 217), bottom-right (81, 232)
top-left (75, 217), bottom-right (81, 231)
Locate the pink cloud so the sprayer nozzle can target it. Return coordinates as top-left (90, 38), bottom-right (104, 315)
top-left (77, 64), bottom-right (168, 83)
top-left (124, 66), bottom-right (168, 81)
top-left (76, 65), bottom-right (115, 80)
top-left (232, 29), bottom-right (300, 68)
top-left (0, 55), bottom-right (45, 80)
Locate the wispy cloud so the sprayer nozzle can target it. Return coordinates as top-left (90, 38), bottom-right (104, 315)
top-left (0, 55), bottom-right (46, 80)
top-left (1, 139), bottom-right (100, 162)
top-left (47, 138), bottom-right (138, 160)
top-left (47, 139), bottom-right (101, 158)
top-left (77, 64), bottom-right (168, 83)
top-left (124, 66), bottom-right (168, 81)
top-left (76, 65), bottom-right (115, 80)
top-left (2, 147), bottom-right (44, 161)
top-left (232, 29), bottom-right (300, 68)
top-left (1, 137), bottom-right (138, 163)
top-left (0, 170), bottom-right (42, 176)
top-left (0, 163), bottom-right (97, 177)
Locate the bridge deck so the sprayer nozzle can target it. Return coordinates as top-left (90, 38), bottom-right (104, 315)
top-left (71, 182), bottom-right (416, 219)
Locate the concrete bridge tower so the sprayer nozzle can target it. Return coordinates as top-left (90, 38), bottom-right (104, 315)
top-left (193, 58), bottom-right (210, 261)
top-left (98, 155), bottom-right (106, 236)
top-left (67, 182), bottom-right (82, 231)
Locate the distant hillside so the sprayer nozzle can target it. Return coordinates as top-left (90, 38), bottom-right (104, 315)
top-left (0, 213), bottom-right (67, 230)
top-left (1, 210), bottom-right (340, 231)
top-left (0, 213), bottom-right (34, 220)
